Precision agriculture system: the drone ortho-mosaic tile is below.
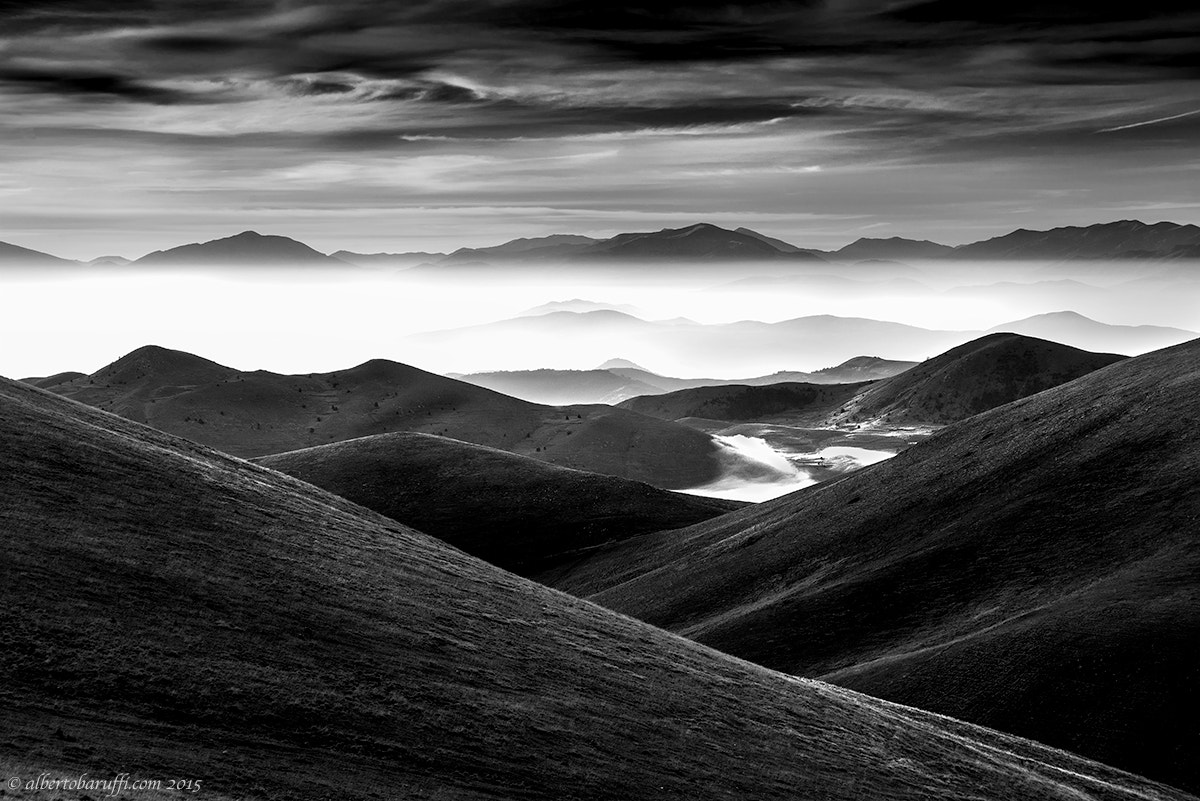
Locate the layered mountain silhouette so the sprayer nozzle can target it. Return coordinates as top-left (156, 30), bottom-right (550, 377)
top-left (256, 432), bottom-right (739, 580)
top-left (330, 249), bottom-right (445, 267)
top-left (989, 311), bottom-right (1194, 355)
top-left (955, 220), bottom-right (1200, 260)
top-left (459, 356), bottom-right (917, 406)
top-left (41, 345), bottom-right (726, 488)
top-left (734, 226), bottom-right (815, 253)
top-left (410, 310), bottom-right (975, 376)
top-left (410, 309), bottom-right (1194, 376)
top-left (826, 333), bottom-right (1126, 425)
top-left (440, 234), bottom-right (602, 264)
top-left (4, 378), bottom-right (1187, 800)
top-left (575, 223), bottom-right (824, 261)
top-left (86, 255), bottom-right (132, 267)
top-left (9, 219), bottom-right (1200, 268)
top-left (833, 237), bottom-right (956, 261)
top-left (133, 231), bottom-right (346, 266)
top-left (519, 299), bottom-right (642, 316)
top-left (573, 338), bottom-right (1200, 792)
top-left (0, 240), bottom-right (78, 266)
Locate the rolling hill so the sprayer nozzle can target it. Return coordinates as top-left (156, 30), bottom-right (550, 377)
top-left (133, 231), bottom-right (346, 266)
top-left (828, 333), bottom-right (1126, 425)
top-left (0, 375), bottom-right (1190, 801)
top-left (44, 345), bottom-right (726, 488)
top-left (619, 381), bottom-right (869, 424)
top-left (577, 337), bottom-right (1200, 792)
top-left (19, 371), bottom-right (87, 389)
top-left (255, 432), bottom-right (740, 579)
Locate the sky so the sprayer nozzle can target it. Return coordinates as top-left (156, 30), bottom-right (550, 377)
top-left (2, 1), bottom-right (1200, 258)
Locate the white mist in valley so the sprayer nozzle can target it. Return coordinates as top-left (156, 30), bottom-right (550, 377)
top-left (679, 434), bottom-right (818, 503)
top-left (1, 258), bottom-right (1198, 380)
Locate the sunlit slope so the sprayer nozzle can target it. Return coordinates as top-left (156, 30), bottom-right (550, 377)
top-left (2, 378), bottom-right (1189, 800)
top-left (588, 338), bottom-right (1200, 792)
top-left (829, 333), bottom-right (1126, 425)
top-left (47, 345), bottom-right (723, 487)
top-left (256, 432), bottom-right (740, 578)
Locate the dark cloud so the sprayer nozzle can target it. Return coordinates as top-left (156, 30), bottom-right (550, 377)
top-left (135, 33), bottom-right (253, 55)
top-left (0, 66), bottom-right (196, 104)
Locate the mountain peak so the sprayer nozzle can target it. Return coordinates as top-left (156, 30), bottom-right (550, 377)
top-left (92, 344), bottom-right (236, 386)
top-left (597, 357), bottom-right (648, 371)
top-left (133, 231), bottom-right (341, 266)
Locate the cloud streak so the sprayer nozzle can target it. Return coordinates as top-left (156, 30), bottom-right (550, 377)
top-left (1097, 107), bottom-right (1200, 133)
top-left (1, 1), bottom-right (1198, 256)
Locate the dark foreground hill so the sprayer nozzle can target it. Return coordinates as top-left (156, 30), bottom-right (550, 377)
top-left (829, 333), bottom-right (1126, 425)
top-left (3, 379), bottom-right (1187, 800)
top-left (46, 345), bottom-right (724, 488)
top-left (256, 432), bottom-right (740, 579)
top-left (580, 338), bottom-right (1200, 793)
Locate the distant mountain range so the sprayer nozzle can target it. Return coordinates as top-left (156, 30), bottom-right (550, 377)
top-left (0, 240), bottom-right (78, 266)
top-left (955, 220), bottom-right (1200, 261)
top-left (6, 219), bottom-right (1200, 267)
top-left (134, 230), bottom-right (344, 266)
top-left (457, 356), bottom-right (917, 406)
top-left (410, 309), bottom-right (1196, 376)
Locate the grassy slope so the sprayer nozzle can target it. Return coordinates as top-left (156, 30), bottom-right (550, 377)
top-left (1, 379), bottom-right (1187, 800)
top-left (255, 432), bottom-right (740, 579)
top-left (618, 381), bottom-right (869, 424)
top-left (829, 333), bottom-right (1126, 425)
top-left (48, 345), bottom-right (722, 488)
top-left (581, 338), bottom-right (1200, 793)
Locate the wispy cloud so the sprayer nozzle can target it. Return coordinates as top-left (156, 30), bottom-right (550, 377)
top-left (2, 1), bottom-right (1199, 255)
top-left (1097, 107), bottom-right (1200, 133)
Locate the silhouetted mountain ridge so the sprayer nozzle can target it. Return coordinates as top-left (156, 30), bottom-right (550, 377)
top-left (133, 231), bottom-right (346, 266)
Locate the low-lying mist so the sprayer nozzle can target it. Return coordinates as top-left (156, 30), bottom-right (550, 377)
top-left (2, 258), bottom-right (1198, 380)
